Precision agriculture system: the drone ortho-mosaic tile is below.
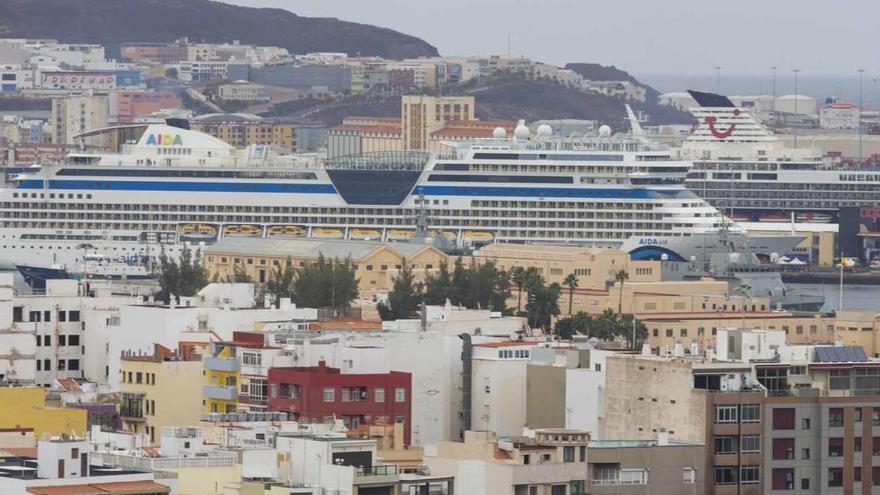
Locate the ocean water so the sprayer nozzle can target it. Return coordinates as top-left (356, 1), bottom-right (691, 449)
top-left (788, 283), bottom-right (880, 313)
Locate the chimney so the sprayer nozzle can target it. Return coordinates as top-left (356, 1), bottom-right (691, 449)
top-left (640, 343), bottom-right (651, 356)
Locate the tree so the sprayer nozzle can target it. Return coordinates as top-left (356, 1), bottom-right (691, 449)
top-left (511, 266), bottom-right (526, 313)
top-left (378, 259), bottom-right (423, 320)
top-left (229, 264), bottom-right (252, 283)
top-left (563, 273), bottom-right (579, 315)
top-left (614, 269), bottom-right (630, 314)
top-left (157, 248), bottom-right (208, 302)
top-left (266, 257), bottom-right (296, 304)
top-left (424, 262), bottom-right (452, 305)
top-left (527, 282), bottom-right (561, 331)
top-left (292, 255), bottom-right (359, 311)
top-left (619, 313), bottom-right (649, 350)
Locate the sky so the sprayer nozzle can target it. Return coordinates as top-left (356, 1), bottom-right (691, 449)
top-left (223, 0), bottom-right (878, 78)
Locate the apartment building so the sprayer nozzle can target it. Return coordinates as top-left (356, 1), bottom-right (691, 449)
top-left (120, 343), bottom-right (204, 445)
top-left (587, 437), bottom-right (705, 494)
top-left (267, 361), bottom-right (412, 444)
top-left (203, 341), bottom-right (240, 414)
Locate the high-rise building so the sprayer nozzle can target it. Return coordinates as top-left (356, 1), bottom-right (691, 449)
top-left (401, 95), bottom-right (474, 150)
top-left (50, 93), bottom-right (109, 144)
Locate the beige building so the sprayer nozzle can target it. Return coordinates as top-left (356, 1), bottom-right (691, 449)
top-left (217, 81), bottom-right (267, 102)
top-left (426, 429), bottom-right (589, 495)
top-left (587, 438), bottom-right (705, 493)
top-left (642, 311), bottom-right (836, 351)
top-left (51, 93), bottom-right (110, 145)
top-left (833, 309), bottom-right (880, 357)
top-left (203, 237), bottom-right (449, 297)
top-left (190, 117), bottom-right (297, 151)
top-left (603, 354), bottom-right (708, 443)
top-left (401, 95), bottom-right (474, 150)
top-left (120, 344), bottom-right (204, 445)
top-left (741, 225), bottom-right (836, 267)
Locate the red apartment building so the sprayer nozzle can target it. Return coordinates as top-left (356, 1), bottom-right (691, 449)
top-left (267, 362), bottom-right (413, 444)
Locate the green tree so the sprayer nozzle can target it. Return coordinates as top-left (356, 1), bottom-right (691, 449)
top-left (292, 255), bottom-right (359, 311)
top-left (229, 264), bottom-right (252, 283)
top-left (266, 257), bottom-right (296, 304)
top-left (614, 269), bottom-right (630, 314)
top-left (527, 282), bottom-right (561, 331)
top-left (378, 259), bottom-right (423, 321)
top-left (157, 248), bottom-right (208, 302)
top-left (424, 261), bottom-right (452, 305)
top-left (467, 260), bottom-right (511, 312)
top-left (563, 272), bottom-right (579, 315)
top-left (619, 313), bottom-right (649, 350)
top-left (511, 266), bottom-right (526, 313)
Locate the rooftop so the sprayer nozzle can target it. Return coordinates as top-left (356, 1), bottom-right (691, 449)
top-left (588, 439), bottom-right (702, 448)
top-left (204, 237), bottom-right (434, 261)
top-left (26, 481), bottom-right (170, 495)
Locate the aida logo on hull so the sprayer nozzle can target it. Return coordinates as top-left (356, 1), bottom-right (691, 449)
top-left (145, 134), bottom-right (183, 146)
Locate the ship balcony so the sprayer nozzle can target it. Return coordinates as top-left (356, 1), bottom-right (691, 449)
top-left (203, 357), bottom-right (240, 372)
top-left (203, 385), bottom-right (238, 401)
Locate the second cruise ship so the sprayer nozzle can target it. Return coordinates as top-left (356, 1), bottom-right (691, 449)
top-left (0, 121), bottom-right (800, 274)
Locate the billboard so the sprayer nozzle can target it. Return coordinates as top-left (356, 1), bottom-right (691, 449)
top-left (40, 71), bottom-right (116, 90)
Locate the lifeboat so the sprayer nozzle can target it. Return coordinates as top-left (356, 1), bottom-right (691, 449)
top-left (463, 231), bottom-right (494, 241)
top-left (313, 228), bottom-right (344, 239)
top-left (757, 213), bottom-right (790, 223)
top-left (350, 229), bottom-right (382, 240)
top-left (268, 225), bottom-right (307, 237)
top-left (428, 230), bottom-right (458, 241)
top-left (387, 229), bottom-right (416, 240)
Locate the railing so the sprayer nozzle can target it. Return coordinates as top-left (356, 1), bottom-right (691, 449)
top-left (203, 385), bottom-right (238, 401)
top-left (203, 357), bottom-right (240, 372)
top-left (356, 465), bottom-right (399, 477)
top-left (94, 452), bottom-right (237, 470)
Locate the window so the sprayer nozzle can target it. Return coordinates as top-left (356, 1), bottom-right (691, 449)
top-left (715, 405), bottom-right (737, 423)
top-left (323, 388), bottom-right (335, 402)
top-left (772, 468), bottom-right (794, 490)
top-left (740, 466), bottom-right (760, 485)
top-left (67, 359), bottom-right (79, 371)
top-left (829, 408), bottom-right (844, 427)
top-left (69, 311), bottom-right (80, 322)
top-left (715, 436), bottom-right (736, 454)
top-left (58, 335), bottom-right (66, 346)
top-left (241, 352), bottom-right (261, 366)
top-left (740, 404), bottom-right (760, 423)
top-left (569, 481), bottom-right (584, 495)
top-left (714, 467), bottom-right (736, 485)
top-left (856, 437), bottom-right (862, 452)
top-left (773, 438), bottom-right (795, 460)
top-left (375, 388), bottom-right (385, 402)
top-left (855, 467), bottom-right (862, 483)
top-left (68, 335), bottom-right (79, 346)
top-left (773, 408), bottom-right (795, 430)
top-left (801, 478), bottom-right (810, 490)
top-left (563, 446), bottom-right (575, 462)
top-left (874, 407), bottom-right (880, 426)
top-left (873, 437), bottom-right (880, 456)
top-left (828, 468), bottom-right (843, 487)
top-left (801, 417), bottom-right (810, 430)
top-left (741, 435), bottom-right (760, 453)
top-left (828, 438), bottom-right (844, 457)
top-left (682, 468), bottom-right (696, 484)
top-left (395, 387), bottom-right (406, 402)
top-left (801, 448), bottom-right (810, 460)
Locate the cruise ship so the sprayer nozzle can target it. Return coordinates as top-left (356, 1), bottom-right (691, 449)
top-left (0, 121), bottom-right (801, 274)
top-left (682, 90), bottom-right (879, 224)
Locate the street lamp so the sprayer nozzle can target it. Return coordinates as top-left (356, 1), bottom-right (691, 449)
top-left (858, 69), bottom-right (865, 162)
top-left (714, 66), bottom-right (722, 94)
top-left (792, 69), bottom-right (801, 148)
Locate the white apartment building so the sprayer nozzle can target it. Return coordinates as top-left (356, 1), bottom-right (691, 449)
top-left (50, 92), bottom-right (110, 144)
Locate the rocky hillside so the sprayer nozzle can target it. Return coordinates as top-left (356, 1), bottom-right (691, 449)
top-left (0, 0), bottom-right (438, 59)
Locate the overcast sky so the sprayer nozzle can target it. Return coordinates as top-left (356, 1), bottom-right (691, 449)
top-left (224, 0), bottom-right (877, 78)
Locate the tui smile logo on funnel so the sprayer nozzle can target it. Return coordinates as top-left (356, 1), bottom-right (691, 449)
top-left (705, 109), bottom-right (740, 139)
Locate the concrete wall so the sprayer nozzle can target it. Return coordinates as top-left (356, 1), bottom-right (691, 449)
top-left (0, 387), bottom-right (86, 437)
top-left (526, 364), bottom-right (566, 429)
top-left (603, 356), bottom-right (707, 443)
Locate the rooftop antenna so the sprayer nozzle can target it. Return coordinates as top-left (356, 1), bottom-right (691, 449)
top-left (624, 104), bottom-right (644, 137)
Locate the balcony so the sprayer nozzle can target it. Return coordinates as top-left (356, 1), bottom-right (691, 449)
top-left (354, 465), bottom-right (399, 485)
top-left (204, 357), bottom-right (240, 372)
top-left (203, 385), bottom-right (238, 401)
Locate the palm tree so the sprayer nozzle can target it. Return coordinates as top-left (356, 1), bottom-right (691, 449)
top-left (615, 269), bottom-right (630, 314)
top-left (511, 266), bottom-right (526, 313)
top-left (563, 273), bottom-right (579, 315)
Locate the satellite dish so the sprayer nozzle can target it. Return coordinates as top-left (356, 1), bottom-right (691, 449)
top-left (599, 125), bottom-right (612, 137)
top-left (513, 124), bottom-right (530, 140)
top-left (536, 124), bottom-right (552, 138)
top-left (492, 127), bottom-right (507, 138)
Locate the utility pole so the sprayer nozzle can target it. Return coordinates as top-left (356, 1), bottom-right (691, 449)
top-left (792, 69), bottom-right (800, 148)
top-left (714, 66), bottom-right (722, 93)
top-left (858, 69), bottom-right (865, 163)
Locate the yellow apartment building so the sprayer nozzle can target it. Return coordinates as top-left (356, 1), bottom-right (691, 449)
top-left (203, 343), bottom-right (240, 414)
top-left (190, 118), bottom-right (298, 151)
top-left (833, 310), bottom-right (880, 357)
top-left (203, 238), bottom-right (449, 297)
top-left (120, 345), bottom-right (203, 445)
top-left (401, 95), bottom-right (475, 150)
top-left (0, 387), bottom-right (86, 437)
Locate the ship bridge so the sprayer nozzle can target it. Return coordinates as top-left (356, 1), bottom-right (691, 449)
top-left (325, 151), bottom-right (431, 205)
